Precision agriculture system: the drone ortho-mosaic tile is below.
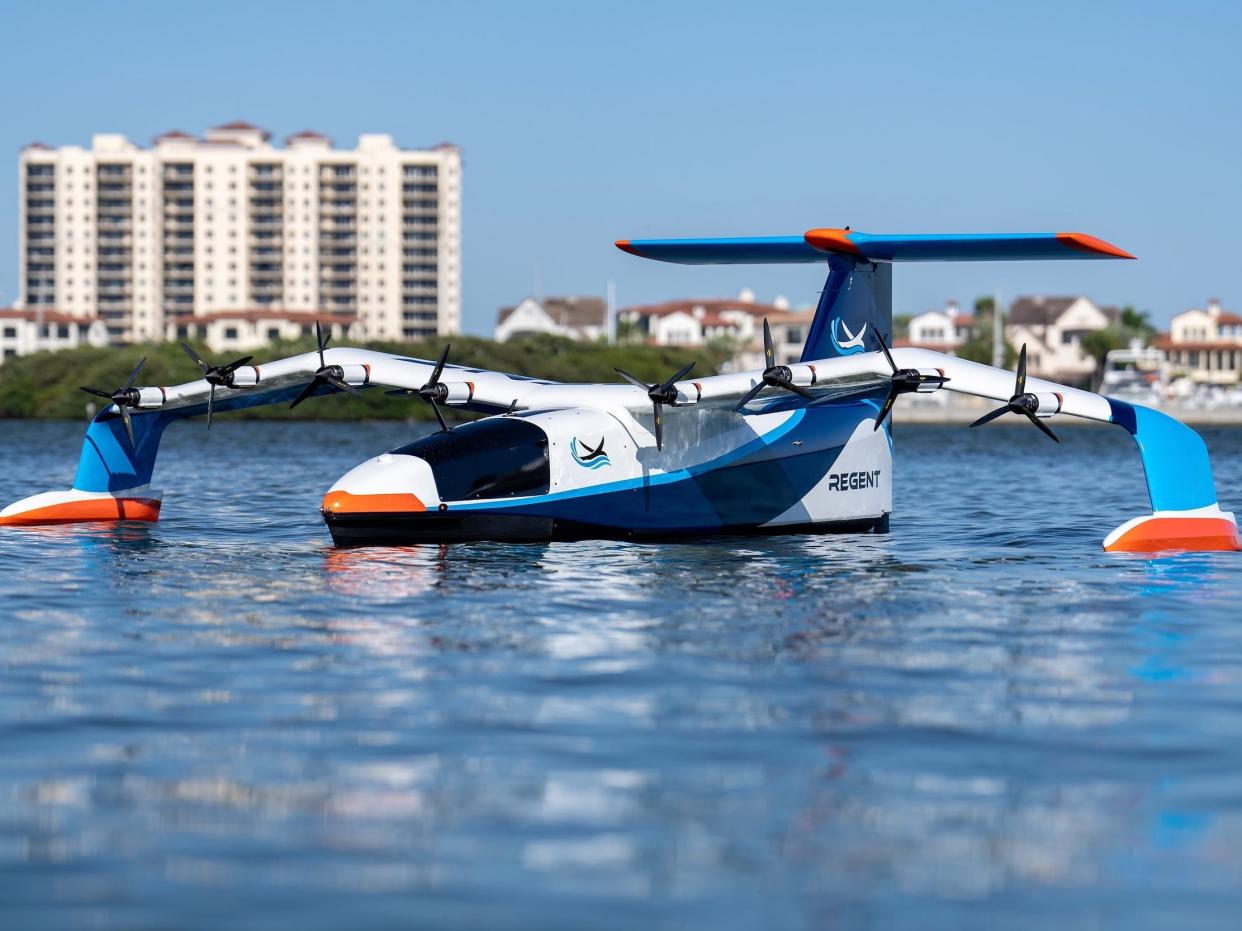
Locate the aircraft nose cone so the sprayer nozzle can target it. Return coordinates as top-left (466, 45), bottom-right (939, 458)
top-left (322, 453), bottom-right (440, 514)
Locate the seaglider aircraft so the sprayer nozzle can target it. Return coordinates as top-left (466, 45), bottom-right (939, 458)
top-left (2, 228), bottom-right (1238, 553)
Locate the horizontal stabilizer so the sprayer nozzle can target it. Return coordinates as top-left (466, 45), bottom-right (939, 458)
top-left (617, 229), bottom-right (1135, 264)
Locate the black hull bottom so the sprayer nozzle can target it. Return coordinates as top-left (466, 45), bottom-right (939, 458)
top-left (323, 510), bottom-right (890, 546)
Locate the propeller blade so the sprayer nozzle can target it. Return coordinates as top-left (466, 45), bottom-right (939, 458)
top-left (772, 377), bottom-right (815, 400)
top-left (1025, 411), bottom-right (1060, 443)
top-left (122, 357), bottom-right (147, 392)
top-left (970, 406), bottom-right (1011, 429)
top-left (119, 403), bottom-right (136, 451)
top-left (734, 380), bottom-right (767, 412)
top-left (653, 401), bottom-right (664, 451)
top-left (289, 377), bottom-right (323, 410)
top-left (223, 355), bottom-right (253, 373)
top-left (429, 343), bottom-right (450, 386)
top-left (180, 342), bottom-right (209, 373)
top-left (315, 320), bottom-right (327, 369)
top-left (873, 388), bottom-right (898, 431)
top-left (762, 318), bottom-right (775, 370)
top-left (79, 386), bottom-right (114, 400)
top-left (385, 388), bottom-right (417, 397)
top-left (206, 383), bottom-right (215, 431)
top-left (429, 398), bottom-right (449, 433)
top-left (1015, 343), bottom-right (1027, 396)
top-left (326, 376), bottom-right (363, 397)
top-left (615, 368), bottom-right (652, 391)
top-left (874, 329), bottom-right (898, 374)
top-left (660, 361), bottom-right (696, 393)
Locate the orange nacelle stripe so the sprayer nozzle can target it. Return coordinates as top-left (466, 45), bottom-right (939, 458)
top-left (0, 497), bottom-right (161, 526)
top-left (321, 491), bottom-right (427, 514)
top-left (1104, 516), bottom-right (1241, 553)
top-left (1056, 232), bottom-right (1136, 260)
top-left (802, 228), bottom-right (862, 257)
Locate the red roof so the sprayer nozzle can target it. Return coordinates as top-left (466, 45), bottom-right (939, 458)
top-left (22, 141), bottom-right (50, 151)
top-left (1152, 334), bottom-right (1242, 351)
top-left (1217, 312), bottom-right (1242, 325)
top-left (154, 129), bottom-right (195, 141)
top-left (0, 308), bottom-right (95, 324)
top-left (286, 129), bottom-right (330, 142)
top-left (213, 120), bottom-right (267, 132)
top-left (170, 309), bottom-right (356, 324)
top-left (619, 298), bottom-right (796, 319)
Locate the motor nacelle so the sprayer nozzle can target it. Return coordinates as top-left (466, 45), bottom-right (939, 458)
top-left (229, 366), bottom-right (262, 388)
top-left (1030, 391), bottom-right (1064, 419)
top-left (911, 368), bottom-right (949, 393)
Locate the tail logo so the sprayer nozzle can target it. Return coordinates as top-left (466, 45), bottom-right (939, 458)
top-left (830, 317), bottom-right (868, 355)
top-left (570, 436), bottom-right (611, 469)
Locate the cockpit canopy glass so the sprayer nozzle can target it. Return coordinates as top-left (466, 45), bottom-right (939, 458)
top-left (392, 418), bottom-right (550, 501)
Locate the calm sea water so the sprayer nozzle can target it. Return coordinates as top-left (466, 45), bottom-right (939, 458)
top-left (1, 418), bottom-right (1241, 930)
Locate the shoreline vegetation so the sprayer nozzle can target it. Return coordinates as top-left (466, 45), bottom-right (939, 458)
top-left (0, 334), bottom-right (725, 422)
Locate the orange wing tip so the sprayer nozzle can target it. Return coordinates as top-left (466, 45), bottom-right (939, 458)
top-left (803, 228), bottom-right (862, 257)
top-left (321, 491), bottom-right (427, 515)
top-left (0, 493), bottom-right (161, 526)
top-left (614, 239), bottom-right (639, 256)
top-left (1057, 232), bottom-right (1136, 260)
top-left (1103, 514), bottom-right (1241, 553)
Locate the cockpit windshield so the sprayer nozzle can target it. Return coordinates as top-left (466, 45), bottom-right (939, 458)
top-left (392, 418), bottom-right (550, 501)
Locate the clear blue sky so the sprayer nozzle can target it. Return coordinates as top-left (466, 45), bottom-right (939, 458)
top-left (2, 0), bottom-right (1239, 332)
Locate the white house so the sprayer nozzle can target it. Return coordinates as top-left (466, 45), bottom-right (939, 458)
top-left (1155, 298), bottom-right (1242, 384)
top-left (1005, 295), bottom-right (1117, 386)
top-left (494, 296), bottom-right (608, 342)
top-left (166, 309), bottom-right (361, 354)
top-left (0, 309), bottom-right (109, 365)
top-left (617, 291), bottom-right (803, 370)
top-left (903, 301), bottom-right (976, 352)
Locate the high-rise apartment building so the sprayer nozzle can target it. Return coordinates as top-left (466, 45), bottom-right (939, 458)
top-left (17, 122), bottom-right (461, 344)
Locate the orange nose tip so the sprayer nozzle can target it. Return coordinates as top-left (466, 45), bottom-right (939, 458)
top-left (321, 491), bottom-right (427, 514)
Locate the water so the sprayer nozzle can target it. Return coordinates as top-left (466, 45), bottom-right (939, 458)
top-left (1, 419), bottom-right (1241, 930)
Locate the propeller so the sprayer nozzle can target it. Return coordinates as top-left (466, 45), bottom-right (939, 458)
top-left (614, 360), bottom-right (696, 451)
top-left (870, 330), bottom-right (950, 430)
top-left (79, 356), bottom-right (146, 451)
top-left (969, 344), bottom-right (1059, 443)
top-left (179, 342), bottom-right (253, 430)
top-left (734, 318), bottom-right (815, 412)
top-left (289, 320), bottom-right (363, 409)
top-left (385, 343), bottom-right (453, 432)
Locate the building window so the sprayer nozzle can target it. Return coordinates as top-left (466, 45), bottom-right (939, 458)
top-left (224, 327), bottom-right (239, 340)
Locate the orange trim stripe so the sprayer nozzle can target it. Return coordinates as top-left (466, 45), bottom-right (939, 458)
top-left (1104, 516), bottom-right (1241, 553)
top-left (1056, 232), bottom-right (1136, 260)
top-left (0, 497), bottom-right (161, 526)
top-left (321, 491), bottom-right (427, 515)
top-left (614, 239), bottom-right (639, 256)
top-left (803, 228), bottom-right (863, 257)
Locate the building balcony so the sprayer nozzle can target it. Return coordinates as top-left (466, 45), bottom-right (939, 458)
top-left (319, 203), bottom-right (356, 215)
top-left (402, 166), bottom-right (438, 179)
top-left (97, 183), bottom-right (132, 195)
top-left (162, 181), bottom-right (194, 193)
top-left (319, 185), bottom-right (357, 200)
top-left (320, 165), bottom-right (357, 179)
top-left (97, 233), bottom-right (133, 245)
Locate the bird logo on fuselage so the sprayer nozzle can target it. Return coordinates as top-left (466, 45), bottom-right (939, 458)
top-left (570, 436), bottom-right (611, 469)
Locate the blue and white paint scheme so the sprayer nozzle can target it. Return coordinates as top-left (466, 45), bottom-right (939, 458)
top-left (2, 227), bottom-right (1237, 553)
